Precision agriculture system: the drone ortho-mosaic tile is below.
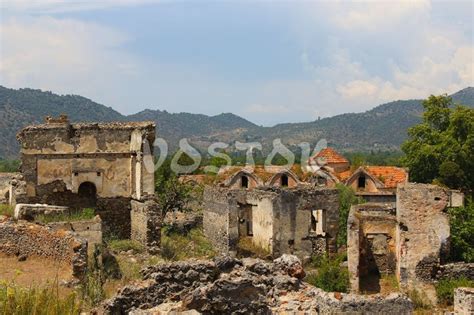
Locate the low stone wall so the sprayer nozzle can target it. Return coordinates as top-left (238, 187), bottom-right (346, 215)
top-left (14, 203), bottom-right (70, 220)
top-left (454, 287), bottom-right (474, 314)
top-left (437, 262), bottom-right (474, 281)
top-left (131, 199), bottom-right (161, 253)
top-left (103, 255), bottom-right (412, 314)
top-left (0, 220), bottom-right (87, 280)
top-left (47, 215), bottom-right (103, 248)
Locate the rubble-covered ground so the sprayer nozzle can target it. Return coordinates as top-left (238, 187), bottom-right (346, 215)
top-left (102, 255), bottom-right (413, 314)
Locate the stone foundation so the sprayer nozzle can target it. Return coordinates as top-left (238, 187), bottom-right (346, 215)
top-left (131, 199), bottom-right (161, 253)
top-left (14, 203), bottom-right (70, 220)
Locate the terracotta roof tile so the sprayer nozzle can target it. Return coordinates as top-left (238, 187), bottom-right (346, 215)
top-left (364, 166), bottom-right (408, 188)
top-left (311, 148), bottom-right (349, 164)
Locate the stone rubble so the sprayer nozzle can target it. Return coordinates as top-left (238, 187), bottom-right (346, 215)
top-left (103, 255), bottom-right (413, 315)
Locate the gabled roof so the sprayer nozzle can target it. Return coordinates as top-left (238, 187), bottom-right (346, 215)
top-left (310, 148), bottom-right (349, 164)
top-left (345, 166), bottom-right (408, 189)
top-left (364, 166), bottom-right (408, 188)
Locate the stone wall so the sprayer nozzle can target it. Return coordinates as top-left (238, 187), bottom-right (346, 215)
top-left (14, 203), bottom-right (70, 220)
top-left (454, 287), bottom-right (474, 315)
top-left (103, 255), bottom-right (413, 314)
top-left (347, 203), bottom-right (397, 293)
top-left (131, 199), bottom-right (161, 253)
top-left (396, 183), bottom-right (450, 302)
top-left (203, 186), bottom-right (339, 260)
top-left (0, 220), bottom-right (88, 280)
top-left (47, 215), bottom-right (103, 248)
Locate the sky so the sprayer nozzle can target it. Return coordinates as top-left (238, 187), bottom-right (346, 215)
top-left (0, 0), bottom-right (473, 126)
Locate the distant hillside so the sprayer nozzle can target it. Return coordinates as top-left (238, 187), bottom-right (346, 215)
top-left (0, 85), bottom-right (472, 158)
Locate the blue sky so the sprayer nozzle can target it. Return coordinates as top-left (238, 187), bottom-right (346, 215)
top-left (1, 0), bottom-right (473, 125)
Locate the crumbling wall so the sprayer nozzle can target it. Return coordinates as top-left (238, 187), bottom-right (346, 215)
top-left (347, 203), bottom-right (397, 293)
top-left (47, 215), bottom-right (103, 248)
top-left (0, 220), bottom-right (87, 280)
top-left (396, 183), bottom-right (451, 303)
top-left (14, 203), bottom-right (70, 220)
top-left (203, 186), bottom-right (339, 260)
top-left (103, 255), bottom-right (413, 315)
top-left (131, 199), bottom-right (161, 253)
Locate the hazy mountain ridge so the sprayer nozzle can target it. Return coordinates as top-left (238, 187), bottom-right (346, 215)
top-left (0, 85), bottom-right (472, 158)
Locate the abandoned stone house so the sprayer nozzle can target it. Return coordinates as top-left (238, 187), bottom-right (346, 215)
top-left (194, 148), bottom-right (407, 260)
top-left (347, 182), bottom-right (465, 303)
top-left (14, 115), bottom-right (157, 239)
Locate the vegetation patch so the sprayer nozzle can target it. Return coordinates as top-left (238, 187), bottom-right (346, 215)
top-left (306, 254), bottom-right (349, 293)
top-left (108, 239), bottom-right (145, 254)
top-left (435, 277), bottom-right (474, 306)
top-left (408, 289), bottom-right (432, 311)
top-left (0, 281), bottom-right (81, 315)
top-left (160, 226), bottom-right (215, 261)
top-left (336, 184), bottom-right (364, 247)
top-left (0, 204), bottom-right (14, 217)
top-left (35, 208), bottom-right (96, 224)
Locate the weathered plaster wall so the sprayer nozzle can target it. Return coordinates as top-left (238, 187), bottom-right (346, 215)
top-left (203, 187), bottom-right (339, 260)
top-left (396, 183), bottom-right (450, 303)
top-left (0, 173), bottom-right (18, 204)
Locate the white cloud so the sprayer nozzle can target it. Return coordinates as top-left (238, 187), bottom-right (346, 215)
top-left (330, 0), bottom-right (431, 31)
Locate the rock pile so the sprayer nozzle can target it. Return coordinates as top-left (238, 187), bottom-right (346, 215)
top-left (104, 255), bottom-right (413, 314)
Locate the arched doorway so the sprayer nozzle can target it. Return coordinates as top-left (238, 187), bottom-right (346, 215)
top-left (78, 181), bottom-right (97, 207)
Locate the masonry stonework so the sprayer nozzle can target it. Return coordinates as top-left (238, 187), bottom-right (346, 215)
top-left (15, 117), bottom-right (157, 239)
top-left (203, 186), bottom-right (339, 260)
top-left (131, 199), bottom-right (161, 253)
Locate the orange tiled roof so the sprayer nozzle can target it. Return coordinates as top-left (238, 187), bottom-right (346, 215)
top-left (312, 148), bottom-right (349, 164)
top-left (364, 166), bottom-right (408, 188)
top-left (336, 170), bottom-right (353, 181)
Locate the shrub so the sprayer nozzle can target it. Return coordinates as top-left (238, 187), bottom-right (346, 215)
top-left (0, 204), bottom-right (14, 217)
top-left (408, 289), bottom-right (431, 310)
top-left (435, 277), bottom-right (474, 306)
top-left (0, 281), bottom-right (81, 314)
top-left (236, 237), bottom-right (271, 259)
top-left (306, 254), bottom-right (349, 293)
top-left (160, 226), bottom-right (215, 261)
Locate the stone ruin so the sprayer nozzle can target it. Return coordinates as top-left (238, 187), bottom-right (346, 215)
top-left (203, 186), bottom-right (339, 261)
top-left (347, 182), bottom-right (467, 303)
top-left (11, 116), bottom-right (162, 251)
top-left (103, 255), bottom-right (413, 314)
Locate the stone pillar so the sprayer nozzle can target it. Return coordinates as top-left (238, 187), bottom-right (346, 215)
top-left (396, 183), bottom-right (450, 303)
top-left (131, 199), bottom-right (161, 254)
top-left (454, 287), bottom-right (474, 315)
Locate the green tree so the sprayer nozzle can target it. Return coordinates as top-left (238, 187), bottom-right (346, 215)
top-left (336, 184), bottom-right (363, 247)
top-left (402, 94), bottom-right (474, 193)
top-left (448, 199), bottom-right (474, 263)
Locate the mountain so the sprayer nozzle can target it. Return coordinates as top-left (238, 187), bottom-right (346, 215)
top-left (0, 85), bottom-right (472, 158)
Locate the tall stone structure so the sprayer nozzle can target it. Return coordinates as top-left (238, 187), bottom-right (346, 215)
top-left (16, 116), bottom-right (157, 239)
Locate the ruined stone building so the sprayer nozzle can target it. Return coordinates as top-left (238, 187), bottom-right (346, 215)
top-left (201, 165), bottom-right (339, 260)
top-left (347, 183), bottom-right (465, 303)
top-left (14, 116), bottom-right (157, 239)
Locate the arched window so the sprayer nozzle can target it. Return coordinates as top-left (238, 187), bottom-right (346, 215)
top-left (241, 175), bottom-right (249, 188)
top-left (281, 174), bottom-right (289, 187)
top-left (358, 175), bottom-right (366, 189)
top-left (78, 182), bottom-right (97, 207)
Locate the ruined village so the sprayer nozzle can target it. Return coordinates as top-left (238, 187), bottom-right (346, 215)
top-left (1, 1), bottom-right (473, 314)
top-left (0, 111), bottom-right (472, 315)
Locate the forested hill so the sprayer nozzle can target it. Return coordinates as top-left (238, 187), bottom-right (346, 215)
top-left (0, 85), bottom-right (472, 158)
